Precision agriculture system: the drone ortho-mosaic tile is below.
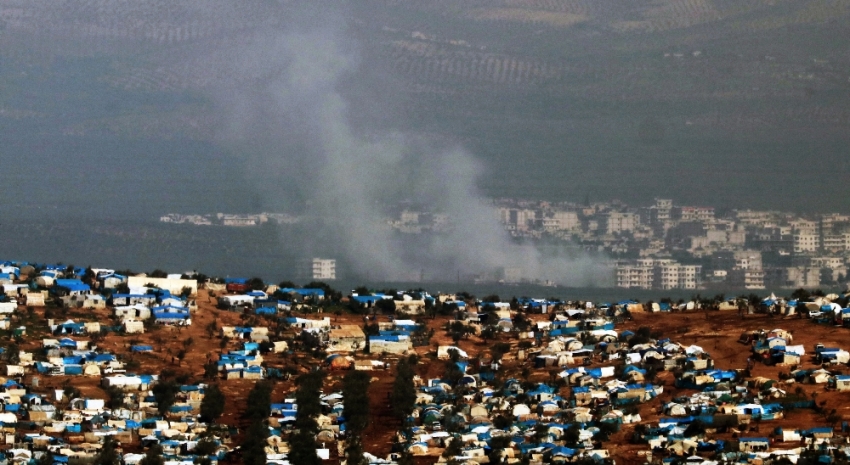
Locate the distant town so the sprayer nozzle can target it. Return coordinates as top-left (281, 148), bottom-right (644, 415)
top-left (159, 213), bottom-right (300, 227)
top-left (162, 197), bottom-right (850, 291)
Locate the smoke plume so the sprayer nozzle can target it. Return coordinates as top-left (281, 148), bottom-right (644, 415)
top-left (0, 1), bottom-right (611, 285)
top-left (209, 4), bottom-right (611, 285)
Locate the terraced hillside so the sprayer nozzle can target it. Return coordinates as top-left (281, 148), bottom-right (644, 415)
top-left (1, 0), bottom-right (849, 211)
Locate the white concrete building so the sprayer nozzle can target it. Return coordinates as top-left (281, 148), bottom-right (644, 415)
top-left (604, 212), bottom-right (639, 234)
top-left (822, 234), bottom-right (850, 252)
top-left (793, 233), bottom-right (819, 254)
top-left (728, 269), bottom-right (766, 289)
top-left (616, 264), bottom-right (654, 289)
top-left (311, 258), bottom-right (336, 281)
top-left (734, 251), bottom-right (763, 270)
top-left (676, 206), bottom-right (715, 222)
top-left (543, 210), bottom-right (580, 232)
top-left (616, 259), bottom-right (701, 290)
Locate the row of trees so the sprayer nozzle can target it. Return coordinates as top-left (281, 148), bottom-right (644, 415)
top-left (390, 356), bottom-right (418, 465)
top-left (241, 380), bottom-right (274, 465)
top-left (288, 372), bottom-right (324, 465)
top-left (343, 371), bottom-right (371, 465)
top-left (391, 356), bottom-right (417, 422)
top-left (92, 352), bottom-right (443, 465)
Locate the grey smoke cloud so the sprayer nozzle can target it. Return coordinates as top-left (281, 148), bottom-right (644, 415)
top-left (0, 1), bottom-right (612, 285)
top-left (209, 5), bottom-right (611, 285)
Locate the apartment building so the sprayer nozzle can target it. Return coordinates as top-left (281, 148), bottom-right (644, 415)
top-left (310, 258), bottom-right (336, 281)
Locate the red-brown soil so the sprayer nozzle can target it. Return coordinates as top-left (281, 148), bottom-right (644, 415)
top-left (10, 294), bottom-right (850, 464)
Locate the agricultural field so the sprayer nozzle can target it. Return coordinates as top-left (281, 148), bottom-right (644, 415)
top-left (2, 0), bottom-right (850, 209)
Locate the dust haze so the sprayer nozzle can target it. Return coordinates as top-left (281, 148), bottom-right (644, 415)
top-left (207, 5), bottom-right (609, 284)
top-left (0, 1), bottom-right (608, 284)
top-left (4, 1), bottom-right (849, 282)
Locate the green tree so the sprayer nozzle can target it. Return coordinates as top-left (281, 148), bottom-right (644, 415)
top-left (376, 298), bottom-right (396, 314)
top-left (94, 436), bottom-right (120, 465)
top-left (289, 371), bottom-right (323, 465)
top-left (205, 320), bottom-right (218, 339)
top-left (362, 322), bottom-right (380, 353)
top-left (241, 419), bottom-right (269, 465)
top-left (352, 285), bottom-right (370, 295)
top-left (533, 422), bottom-right (549, 443)
top-left (391, 357), bottom-right (416, 422)
top-left (4, 342), bottom-right (20, 364)
top-left (247, 277), bottom-right (265, 291)
top-left (203, 361), bottom-right (218, 380)
top-left (444, 360), bottom-right (464, 386)
top-left (139, 444), bottom-right (165, 465)
top-left (194, 438), bottom-right (218, 458)
top-left (512, 312), bottom-right (530, 332)
top-left (447, 321), bottom-right (469, 344)
top-left (304, 281), bottom-right (342, 302)
top-left (563, 425), bottom-right (580, 445)
top-left (363, 323), bottom-right (380, 336)
top-left (105, 386), bottom-right (124, 410)
top-left (180, 286), bottom-right (193, 299)
top-left (288, 428), bottom-right (319, 465)
top-left (396, 450), bottom-right (415, 465)
top-left (152, 379), bottom-right (180, 415)
top-left (244, 380), bottom-right (273, 422)
top-left (344, 436), bottom-right (368, 465)
top-left (443, 437), bottom-right (462, 459)
top-left (36, 452), bottom-right (53, 465)
top-left (480, 325), bottom-right (496, 342)
top-left (200, 384), bottom-right (226, 423)
top-left (343, 371), bottom-right (371, 435)
top-left (491, 343), bottom-right (511, 362)
top-left (683, 419), bottom-right (705, 437)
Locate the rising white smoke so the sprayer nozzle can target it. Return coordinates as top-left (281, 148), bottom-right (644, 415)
top-left (209, 5), bottom-right (612, 285)
top-left (0, 1), bottom-right (612, 285)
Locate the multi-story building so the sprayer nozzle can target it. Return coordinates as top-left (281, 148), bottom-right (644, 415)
top-left (650, 198), bottom-right (672, 224)
top-left (785, 267), bottom-right (821, 288)
top-left (820, 213), bottom-right (850, 235)
top-left (793, 233), bottom-right (819, 254)
top-left (616, 259), bottom-right (701, 289)
top-left (675, 206), bottom-right (715, 222)
top-left (706, 228), bottom-right (728, 245)
top-left (822, 233), bottom-right (850, 253)
top-left (539, 210), bottom-right (580, 232)
top-left (310, 258), bottom-right (336, 281)
top-left (500, 267), bottom-right (524, 284)
top-left (677, 265), bottom-right (702, 289)
top-left (604, 211), bottom-right (639, 234)
top-left (728, 268), bottom-right (766, 289)
top-left (616, 260), bottom-right (655, 289)
top-left (734, 250), bottom-right (763, 271)
top-left (734, 210), bottom-right (780, 227)
top-left (551, 210), bottom-right (581, 231)
top-left (499, 208), bottom-right (536, 232)
top-left (807, 256), bottom-right (845, 270)
top-left (790, 219), bottom-right (819, 235)
top-left (747, 226), bottom-right (793, 253)
top-left (654, 263), bottom-right (680, 290)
